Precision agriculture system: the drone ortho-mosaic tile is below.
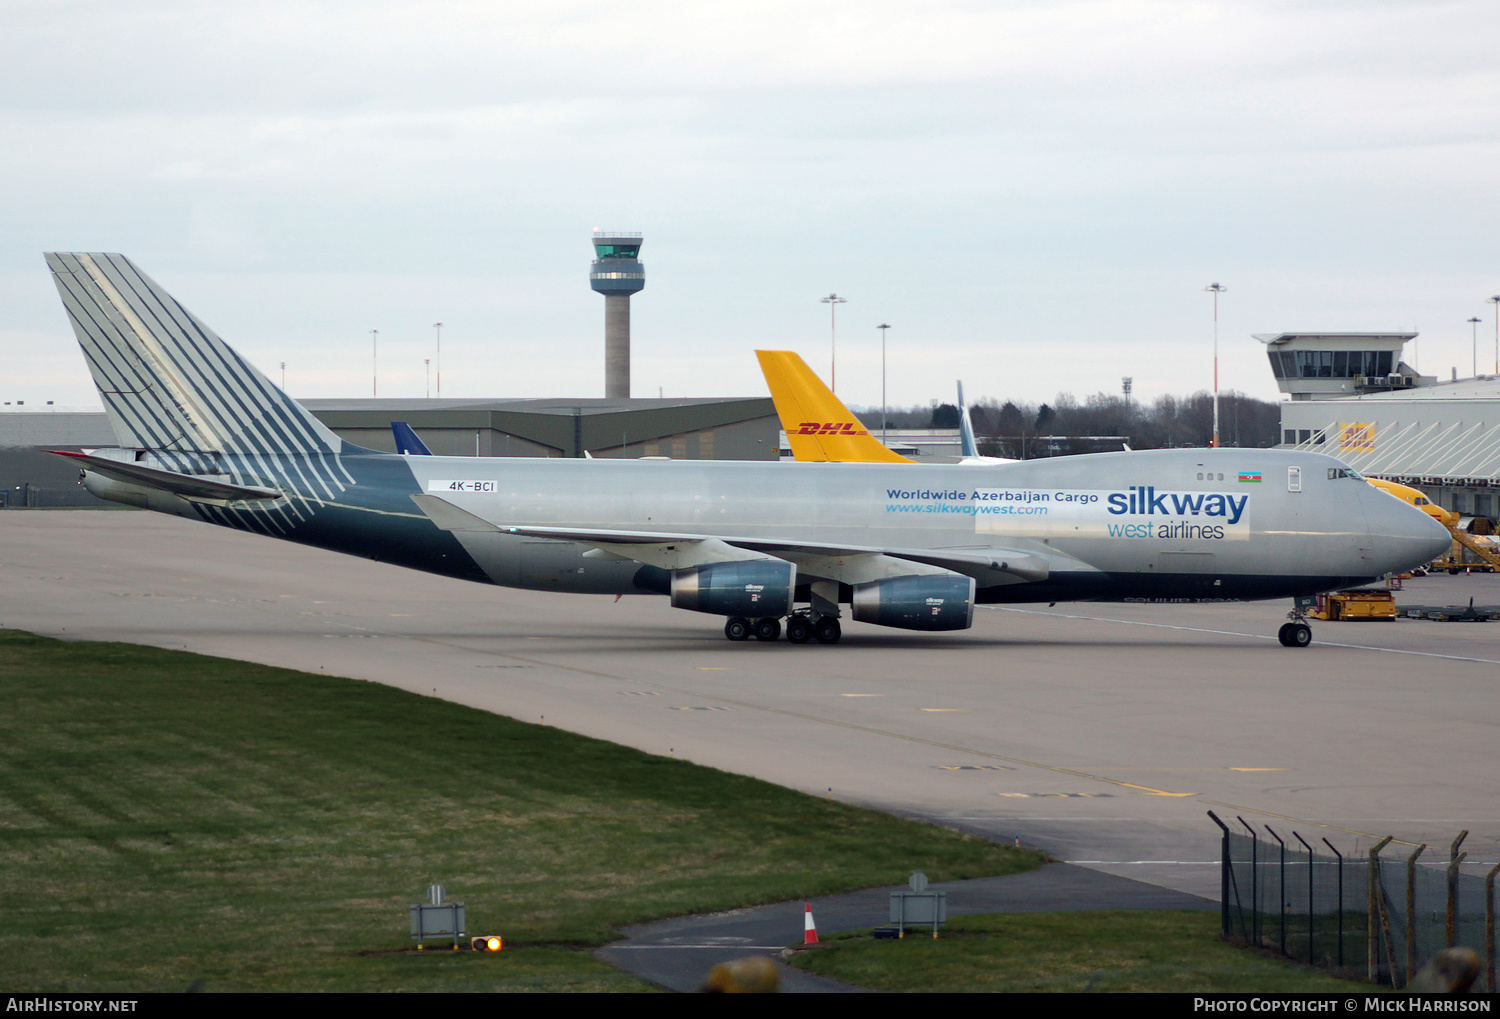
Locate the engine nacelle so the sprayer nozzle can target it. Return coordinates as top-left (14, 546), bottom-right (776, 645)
top-left (851, 575), bottom-right (975, 631)
top-left (671, 560), bottom-right (795, 618)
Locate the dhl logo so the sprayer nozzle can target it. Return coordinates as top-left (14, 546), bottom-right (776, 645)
top-left (796, 422), bottom-right (869, 436)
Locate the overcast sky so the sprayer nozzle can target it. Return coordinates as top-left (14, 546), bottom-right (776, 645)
top-left (3, 0), bottom-right (1498, 413)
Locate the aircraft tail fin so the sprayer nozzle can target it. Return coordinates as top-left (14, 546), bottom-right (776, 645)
top-left (957, 381), bottom-right (979, 458)
top-left (755, 350), bottom-right (913, 463)
top-left (391, 421), bottom-right (433, 456)
top-left (45, 252), bottom-right (342, 456)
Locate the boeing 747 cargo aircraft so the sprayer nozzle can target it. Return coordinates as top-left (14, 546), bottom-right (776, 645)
top-left (44, 253), bottom-right (1451, 646)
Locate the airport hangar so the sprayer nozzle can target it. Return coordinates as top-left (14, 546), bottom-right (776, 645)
top-left (1263, 331), bottom-right (1500, 528)
top-left (0, 396), bottom-right (779, 509)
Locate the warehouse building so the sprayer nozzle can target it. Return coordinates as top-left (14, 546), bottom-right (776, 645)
top-left (1, 397), bottom-right (777, 507)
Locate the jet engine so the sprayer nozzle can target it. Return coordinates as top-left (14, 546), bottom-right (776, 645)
top-left (670, 560), bottom-right (796, 618)
top-left (851, 575), bottom-right (975, 631)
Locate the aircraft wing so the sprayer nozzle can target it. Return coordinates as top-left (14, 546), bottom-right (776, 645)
top-left (49, 449), bottom-right (283, 503)
top-left (411, 494), bottom-right (1048, 586)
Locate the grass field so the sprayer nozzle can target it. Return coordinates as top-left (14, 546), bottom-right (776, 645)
top-left (788, 911), bottom-right (1375, 992)
top-left (0, 629), bottom-right (1041, 992)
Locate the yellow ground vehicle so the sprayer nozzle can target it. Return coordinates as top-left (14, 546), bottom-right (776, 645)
top-left (1307, 589), bottom-right (1397, 621)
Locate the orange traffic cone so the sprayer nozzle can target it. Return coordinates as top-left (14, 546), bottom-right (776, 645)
top-left (804, 902), bottom-right (818, 944)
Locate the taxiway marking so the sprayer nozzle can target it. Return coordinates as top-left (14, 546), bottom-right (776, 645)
top-left (988, 606), bottom-right (1500, 665)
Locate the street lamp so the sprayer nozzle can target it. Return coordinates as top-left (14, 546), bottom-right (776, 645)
top-left (1468, 317), bottom-right (1482, 378)
top-left (820, 294), bottom-right (846, 394)
top-left (877, 323), bottom-right (891, 444)
top-left (1203, 283), bottom-right (1226, 448)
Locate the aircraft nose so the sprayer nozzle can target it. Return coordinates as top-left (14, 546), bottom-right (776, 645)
top-left (1362, 487), bottom-right (1453, 574)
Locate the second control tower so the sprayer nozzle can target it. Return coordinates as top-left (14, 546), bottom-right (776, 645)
top-left (589, 230), bottom-right (645, 398)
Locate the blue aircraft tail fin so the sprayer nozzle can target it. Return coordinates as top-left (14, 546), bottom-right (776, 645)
top-left (957, 381), bottom-right (979, 458)
top-left (391, 421), bottom-right (433, 456)
top-left (45, 252), bottom-right (343, 456)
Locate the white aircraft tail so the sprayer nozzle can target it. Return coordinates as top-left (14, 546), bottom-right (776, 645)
top-left (45, 252), bottom-right (341, 456)
top-left (957, 381), bottom-right (979, 458)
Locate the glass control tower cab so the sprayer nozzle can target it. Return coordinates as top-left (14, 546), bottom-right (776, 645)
top-left (589, 231), bottom-right (645, 399)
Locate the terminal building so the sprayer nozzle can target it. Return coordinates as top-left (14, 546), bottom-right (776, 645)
top-left (1265, 331), bottom-right (1500, 522)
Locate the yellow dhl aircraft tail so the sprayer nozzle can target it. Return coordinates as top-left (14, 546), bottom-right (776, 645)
top-left (755, 350), bottom-right (913, 463)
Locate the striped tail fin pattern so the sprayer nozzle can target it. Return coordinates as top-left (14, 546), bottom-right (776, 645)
top-left (46, 252), bottom-right (357, 532)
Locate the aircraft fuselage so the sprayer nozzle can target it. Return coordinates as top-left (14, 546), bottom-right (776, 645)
top-left (84, 445), bottom-right (1447, 605)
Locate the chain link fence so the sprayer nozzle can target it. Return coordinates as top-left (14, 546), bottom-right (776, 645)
top-left (1211, 812), bottom-right (1498, 989)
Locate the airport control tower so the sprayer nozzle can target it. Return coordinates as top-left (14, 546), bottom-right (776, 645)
top-left (589, 230), bottom-right (645, 398)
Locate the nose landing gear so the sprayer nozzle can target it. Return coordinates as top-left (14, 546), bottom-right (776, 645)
top-left (1277, 621), bottom-right (1312, 647)
top-left (1278, 597), bottom-right (1314, 647)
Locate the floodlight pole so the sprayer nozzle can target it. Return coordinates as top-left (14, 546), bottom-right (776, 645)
top-left (1486, 297), bottom-right (1500, 376)
top-left (371, 328), bottom-right (378, 398)
top-left (1204, 284), bottom-right (1226, 447)
top-left (1470, 317), bottom-right (1483, 379)
top-left (877, 323), bottom-right (891, 444)
top-left (821, 294), bottom-right (846, 394)
top-left (434, 322), bottom-right (443, 396)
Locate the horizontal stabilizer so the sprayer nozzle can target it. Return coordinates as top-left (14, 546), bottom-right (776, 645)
top-left (49, 449), bottom-right (283, 503)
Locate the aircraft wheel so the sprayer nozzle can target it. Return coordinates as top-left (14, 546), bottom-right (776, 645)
top-left (1277, 622), bottom-right (1311, 648)
top-left (724, 617), bottom-right (751, 641)
top-left (753, 617), bottom-right (782, 642)
top-left (814, 618), bottom-right (842, 644)
top-left (785, 618), bottom-right (812, 644)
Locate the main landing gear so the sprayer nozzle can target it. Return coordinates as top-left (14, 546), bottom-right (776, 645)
top-left (723, 613), bottom-right (840, 644)
top-left (723, 616), bottom-right (784, 642)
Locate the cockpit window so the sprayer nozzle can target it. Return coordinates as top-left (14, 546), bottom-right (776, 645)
top-left (1326, 468), bottom-right (1362, 481)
